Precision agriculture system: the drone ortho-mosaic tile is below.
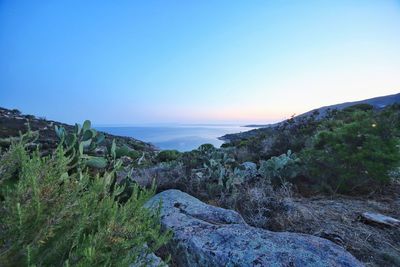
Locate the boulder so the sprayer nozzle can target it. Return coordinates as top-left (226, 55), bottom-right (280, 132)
top-left (145, 189), bottom-right (363, 267)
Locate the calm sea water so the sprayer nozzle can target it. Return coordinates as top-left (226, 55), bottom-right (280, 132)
top-left (96, 125), bottom-right (252, 152)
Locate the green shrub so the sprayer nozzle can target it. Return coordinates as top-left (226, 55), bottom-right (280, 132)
top-left (220, 142), bottom-right (233, 148)
top-left (197, 143), bottom-right (215, 152)
top-left (0, 139), bottom-right (170, 266)
top-left (301, 108), bottom-right (400, 194)
top-left (11, 109), bottom-right (21, 115)
top-left (156, 150), bottom-right (181, 162)
top-left (342, 103), bottom-right (374, 113)
top-left (115, 145), bottom-right (141, 160)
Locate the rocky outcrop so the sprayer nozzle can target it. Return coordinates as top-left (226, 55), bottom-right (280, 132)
top-left (145, 189), bottom-right (363, 267)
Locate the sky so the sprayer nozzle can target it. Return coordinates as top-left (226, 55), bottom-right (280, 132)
top-left (1, 0), bottom-right (400, 125)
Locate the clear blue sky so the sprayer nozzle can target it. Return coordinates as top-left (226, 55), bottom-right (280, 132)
top-left (1, 0), bottom-right (399, 125)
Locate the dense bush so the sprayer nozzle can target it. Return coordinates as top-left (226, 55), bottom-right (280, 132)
top-left (300, 107), bottom-right (400, 194)
top-left (0, 137), bottom-right (170, 266)
top-left (156, 150), bottom-right (181, 162)
top-left (215, 105), bottom-right (400, 195)
top-left (115, 144), bottom-right (141, 160)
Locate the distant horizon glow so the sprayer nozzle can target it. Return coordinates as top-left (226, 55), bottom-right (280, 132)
top-left (1, 1), bottom-right (400, 125)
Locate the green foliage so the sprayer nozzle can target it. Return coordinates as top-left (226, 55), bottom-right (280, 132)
top-left (55, 120), bottom-right (108, 171)
top-left (156, 150), bottom-right (181, 162)
top-left (115, 145), bottom-right (141, 160)
top-left (188, 145), bottom-right (241, 194)
top-left (342, 103), bottom-right (374, 113)
top-left (238, 140), bottom-right (249, 147)
top-left (0, 137), bottom-right (170, 267)
top-left (0, 131), bottom-right (38, 187)
top-left (85, 156), bottom-right (108, 169)
top-left (225, 163), bottom-right (257, 191)
top-left (217, 104), bottom-right (400, 195)
top-left (198, 143), bottom-right (215, 152)
top-left (301, 107), bottom-right (400, 194)
top-left (220, 142), bottom-right (233, 148)
top-left (11, 109), bottom-right (21, 115)
top-left (258, 150), bottom-right (301, 187)
top-left (228, 111), bottom-right (321, 162)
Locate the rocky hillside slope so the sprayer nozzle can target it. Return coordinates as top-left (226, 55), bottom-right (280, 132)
top-left (0, 107), bottom-right (156, 154)
top-left (223, 92), bottom-right (400, 142)
top-left (2, 104), bottom-right (400, 266)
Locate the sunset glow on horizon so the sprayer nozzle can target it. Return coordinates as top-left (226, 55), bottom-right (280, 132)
top-left (1, 1), bottom-right (400, 125)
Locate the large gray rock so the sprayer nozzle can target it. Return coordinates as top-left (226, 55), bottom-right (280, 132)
top-left (146, 189), bottom-right (363, 267)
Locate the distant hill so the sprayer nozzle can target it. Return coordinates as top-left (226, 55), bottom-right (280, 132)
top-left (223, 92), bottom-right (400, 141)
top-left (296, 92), bottom-right (400, 119)
top-left (0, 107), bottom-right (156, 153)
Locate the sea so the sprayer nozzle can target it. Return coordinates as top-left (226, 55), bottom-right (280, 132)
top-left (96, 125), bottom-right (253, 152)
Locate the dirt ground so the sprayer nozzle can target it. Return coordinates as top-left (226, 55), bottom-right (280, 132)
top-left (256, 188), bottom-right (400, 266)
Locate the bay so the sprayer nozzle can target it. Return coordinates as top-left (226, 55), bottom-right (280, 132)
top-left (96, 125), bottom-right (252, 152)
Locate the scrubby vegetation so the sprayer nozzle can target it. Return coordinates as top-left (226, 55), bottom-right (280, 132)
top-left (0, 128), bottom-right (170, 266)
top-left (127, 104), bottom-right (400, 266)
top-left (0, 107), bottom-right (155, 161)
top-left (156, 150), bottom-right (181, 163)
top-left (217, 104), bottom-right (400, 195)
top-left (145, 104), bottom-right (400, 203)
top-left (131, 104), bottom-right (400, 231)
top-left (300, 105), bottom-right (400, 194)
top-left (1, 104), bottom-right (399, 267)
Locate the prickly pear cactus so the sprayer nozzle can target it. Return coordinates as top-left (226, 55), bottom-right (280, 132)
top-left (55, 120), bottom-right (109, 170)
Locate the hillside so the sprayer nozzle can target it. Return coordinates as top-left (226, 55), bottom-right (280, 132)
top-left (299, 92), bottom-right (400, 118)
top-left (223, 92), bottom-right (400, 142)
top-left (0, 107), bottom-right (156, 154)
top-left (1, 100), bottom-right (400, 266)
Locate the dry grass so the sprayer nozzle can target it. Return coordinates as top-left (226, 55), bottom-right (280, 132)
top-left (237, 186), bottom-right (400, 267)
